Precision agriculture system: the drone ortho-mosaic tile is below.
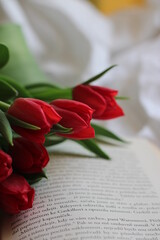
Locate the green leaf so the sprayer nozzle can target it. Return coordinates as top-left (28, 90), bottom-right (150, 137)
top-left (0, 101), bottom-right (10, 112)
top-left (28, 87), bottom-right (72, 101)
top-left (6, 114), bottom-right (40, 130)
top-left (26, 82), bottom-right (59, 90)
top-left (0, 79), bottom-right (18, 101)
top-left (45, 136), bottom-right (66, 147)
top-left (83, 65), bottom-right (117, 85)
top-left (76, 139), bottom-right (110, 160)
top-left (0, 24), bottom-right (50, 86)
top-left (115, 96), bottom-right (129, 100)
top-left (23, 170), bottom-right (47, 185)
top-left (0, 44), bottom-right (9, 69)
top-left (0, 110), bottom-right (13, 145)
top-left (0, 75), bottom-right (31, 98)
top-left (50, 124), bottom-right (72, 134)
top-left (92, 123), bottom-right (126, 143)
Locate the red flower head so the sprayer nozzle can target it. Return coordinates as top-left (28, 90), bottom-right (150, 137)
top-left (0, 174), bottom-right (35, 214)
top-left (9, 137), bottom-right (49, 174)
top-left (7, 98), bottom-right (61, 143)
top-left (0, 150), bottom-right (12, 183)
top-left (73, 85), bottom-right (124, 120)
top-left (50, 99), bottom-right (95, 140)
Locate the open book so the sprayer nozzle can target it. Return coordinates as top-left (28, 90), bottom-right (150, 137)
top-left (2, 138), bottom-right (160, 240)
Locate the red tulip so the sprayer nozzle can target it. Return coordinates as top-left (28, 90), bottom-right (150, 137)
top-left (7, 98), bottom-right (61, 143)
top-left (9, 138), bottom-right (49, 174)
top-left (0, 174), bottom-right (35, 214)
top-left (0, 150), bottom-right (12, 183)
top-left (50, 99), bottom-right (95, 139)
top-left (73, 85), bottom-right (124, 120)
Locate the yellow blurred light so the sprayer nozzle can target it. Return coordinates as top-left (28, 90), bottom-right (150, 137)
top-left (90, 0), bottom-right (145, 14)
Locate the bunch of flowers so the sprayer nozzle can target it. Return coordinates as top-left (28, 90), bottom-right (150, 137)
top-left (0, 29), bottom-right (125, 214)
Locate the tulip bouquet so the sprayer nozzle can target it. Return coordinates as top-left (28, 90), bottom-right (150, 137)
top-left (0, 24), bottom-right (125, 215)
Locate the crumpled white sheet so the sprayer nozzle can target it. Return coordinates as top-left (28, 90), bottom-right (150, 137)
top-left (0, 0), bottom-right (160, 146)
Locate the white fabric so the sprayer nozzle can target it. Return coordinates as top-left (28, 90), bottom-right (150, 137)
top-left (0, 0), bottom-right (160, 145)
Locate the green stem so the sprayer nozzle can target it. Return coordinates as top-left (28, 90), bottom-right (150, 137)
top-left (0, 101), bottom-right (10, 111)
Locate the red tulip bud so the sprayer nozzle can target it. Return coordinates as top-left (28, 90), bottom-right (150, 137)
top-left (0, 174), bottom-right (35, 214)
top-left (9, 138), bottom-right (49, 174)
top-left (0, 150), bottom-right (12, 183)
top-left (73, 85), bottom-right (124, 120)
top-left (50, 99), bottom-right (95, 139)
top-left (7, 98), bottom-right (61, 143)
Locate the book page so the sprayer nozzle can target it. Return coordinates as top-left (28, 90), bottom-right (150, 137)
top-left (2, 139), bottom-right (160, 240)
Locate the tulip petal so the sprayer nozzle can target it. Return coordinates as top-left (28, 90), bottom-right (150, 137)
top-left (30, 98), bottom-right (61, 125)
top-left (0, 167), bottom-right (13, 183)
top-left (0, 174), bottom-right (32, 194)
top-left (52, 106), bottom-right (88, 132)
top-left (10, 138), bottom-right (49, 174)
top-left (0, 188), bottom-right (35, 214)
top-left (11, 140), bottom-right (33, 171)
top-left (91, 86), bottom-right (118, 97)
top-left (51, 99), bottom-right (93, 125)
top-left (8, 98), bottom-right (50, 128)
top-left (8, 98), bottom-right (61, 143)
top-left (90, 86), bottom-right (124, 119)
top-left (96, 99), bottom-right (124, 120)
top-left (0, 150), bottom-right (12, 183)
top-left (59, 126), bottom-right (95, 140)
top-left (51, 99), bottom-right (94, 140)
top-left (73, 85), bottom-right (106, 117)
top-left (0, 194), bottom-right (20, 214)
top-left (11, 126), bottom-right (47, 143)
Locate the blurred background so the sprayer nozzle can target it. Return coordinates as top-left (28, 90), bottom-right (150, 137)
top-left (0, 0), bottom-right (160, 145)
